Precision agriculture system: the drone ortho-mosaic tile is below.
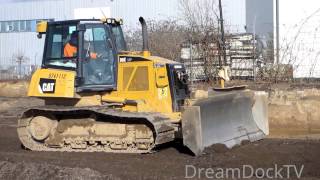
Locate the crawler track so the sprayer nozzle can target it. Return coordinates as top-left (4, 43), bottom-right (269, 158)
top-left (17, 106), bottom-right (175, 153)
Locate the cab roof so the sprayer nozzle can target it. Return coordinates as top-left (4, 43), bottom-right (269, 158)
top-left (48, 18), bottom-right (122, 25)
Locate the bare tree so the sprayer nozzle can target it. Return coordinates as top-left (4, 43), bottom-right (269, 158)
top-left (125, 28), bottom-right (142, 51)
top-left (179, 0), bottom-right (219, 40)
top-left (260, 8), bottom-right (320, 83)
top-left (179, 0), bottom-right (221, 82)
top-left (125, 19), bottom-right (187, 61)
top-left (13, 51), bottom-right (29, 79)
top-left (148, 19), bottom-right (187, 61)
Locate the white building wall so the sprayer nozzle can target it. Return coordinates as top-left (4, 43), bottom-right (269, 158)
top-left (276, 0), bottom-right (320, 78)
top-left (0, 32), bottom-right (44, 65)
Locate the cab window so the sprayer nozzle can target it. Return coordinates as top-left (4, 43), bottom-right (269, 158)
top-left (111, 25), bottom-right (127, 51)
top-left (82, 24), bottom-right (116, 86)
top-left (44, 24), bottom-right (77, 68)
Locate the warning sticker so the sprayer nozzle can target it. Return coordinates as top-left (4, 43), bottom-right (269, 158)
top-left (158, 87), bottom-right (168, 99)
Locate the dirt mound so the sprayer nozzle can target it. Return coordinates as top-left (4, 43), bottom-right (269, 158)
top-left (207, 143), bottom-right (229, 153)
top-left (0, 160), bottom-right (119, 180)
top-left (0, 81), bottom-right (28, 97)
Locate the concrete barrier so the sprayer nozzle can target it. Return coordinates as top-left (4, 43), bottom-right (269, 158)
top-left (269, 88), bottom-right (320, 137)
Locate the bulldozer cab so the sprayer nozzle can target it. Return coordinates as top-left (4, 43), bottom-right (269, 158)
top-left (42, 19), bottom-right (125, 92)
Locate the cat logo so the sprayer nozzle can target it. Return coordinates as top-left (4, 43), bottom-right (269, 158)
top-left (39, 78), bottom-right (56, 93)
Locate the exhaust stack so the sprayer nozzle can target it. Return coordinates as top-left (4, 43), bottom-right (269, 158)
top-left (139, 17), bottom-right (150, 57)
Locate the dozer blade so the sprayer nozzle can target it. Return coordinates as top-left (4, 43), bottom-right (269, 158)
top-left (182, 90), bottom-right (268, 156)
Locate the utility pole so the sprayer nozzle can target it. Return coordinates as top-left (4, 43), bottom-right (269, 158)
top-left (189, 41), bottom-right (193, 86)
top-left (276, 0), bottom-right (280, 65)
top-left (218, 0), bottom-right (227, 66)
top-left (253, 16), bottom-right (256, 81)
top-left (218, 0), bottom-right (227, 88)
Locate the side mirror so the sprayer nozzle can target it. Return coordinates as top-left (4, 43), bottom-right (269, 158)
top-left (36, 21), bottom-right (47, 33)
top-left (36, 21), bottom-right (47, 39)
top-left (37, 33), bottom-right (42, 39)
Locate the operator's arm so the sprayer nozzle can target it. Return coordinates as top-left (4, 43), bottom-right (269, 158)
top-left (90, 52), bottom-right (98, 59)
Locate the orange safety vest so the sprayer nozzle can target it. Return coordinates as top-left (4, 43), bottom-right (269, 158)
top-left (64, 43), bottom-right (97, 59)
top-left (64, 43), bottom-right (77, 57)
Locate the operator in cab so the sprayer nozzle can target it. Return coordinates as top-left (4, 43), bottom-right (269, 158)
top-left (63, 31), bottom-right (99, 59)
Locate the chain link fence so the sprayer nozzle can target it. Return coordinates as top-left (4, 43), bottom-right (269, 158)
top-left (0, 57), bottom-right (39, 80)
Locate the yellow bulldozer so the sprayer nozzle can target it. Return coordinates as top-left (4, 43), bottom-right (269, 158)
top-left (17, 17), bottom-right (268, 155)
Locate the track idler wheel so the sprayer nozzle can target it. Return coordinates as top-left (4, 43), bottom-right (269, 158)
top-left (28, 116), bottom-right (53, 141)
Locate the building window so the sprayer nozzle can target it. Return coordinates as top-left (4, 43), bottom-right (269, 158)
top-left (0, 19), bottom-right (54, 33)
top-left (20, 21), bottom-right (26, 32)
top-left (26, 20), bottom-right (32, 31)
top-left (13, 21), bottom-right (19, 31)
top-left (0, 22), bottom-right (5, 32)
top-left (30, 20), bottom-right (37, 32)
top-left (6, 22), bottom-right (14, 32)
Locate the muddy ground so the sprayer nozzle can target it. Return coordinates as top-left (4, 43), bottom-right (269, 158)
top-left (0, 97), bottom-right (320, 180)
